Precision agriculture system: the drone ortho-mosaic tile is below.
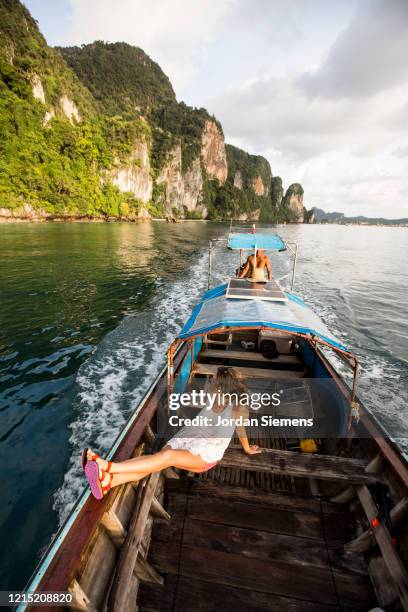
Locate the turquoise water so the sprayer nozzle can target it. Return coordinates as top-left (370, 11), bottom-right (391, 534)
top-left (0, 221), bottom-right (407, 590)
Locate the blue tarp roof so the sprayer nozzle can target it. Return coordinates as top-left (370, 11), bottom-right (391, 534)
top-left (178, 283), bottom-right (351, 353)
top-left (228, 233), bottom-right (286, 251)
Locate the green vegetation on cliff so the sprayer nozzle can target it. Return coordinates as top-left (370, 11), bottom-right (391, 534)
top-left (0, 0), bottom-right (148, 216)
top-left (60, 43), bottom-right (220, 175)
top-left (0, 0), bottom-right (304, 222)
top-left (203, 145), bottom-right (273, 220)
top-left (0, 0), bottom-right (94, 113)
top-left (58, 42), bottom-right (175, 116)
top-left (150, 102), bottom-right (218, 173)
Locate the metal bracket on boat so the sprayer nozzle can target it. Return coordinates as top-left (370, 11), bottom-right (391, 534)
top-left (350, 400), bottom-right (361, 424)
top-left (207, 238), bottom-right (228, 290)
top-left (285, 241), bottom-right (298, 291)
top-left (167, 342), bottom-right (176, 403)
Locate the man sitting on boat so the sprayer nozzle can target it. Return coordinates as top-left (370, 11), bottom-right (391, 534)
top-left (237, 249), bottom-right (272, 282)
top-left (82, 367), bottom-right (261, 500)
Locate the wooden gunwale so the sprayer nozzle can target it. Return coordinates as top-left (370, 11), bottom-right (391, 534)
top-left (21, 342), bottom-right (189, 607)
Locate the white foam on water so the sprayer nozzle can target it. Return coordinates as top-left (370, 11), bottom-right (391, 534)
top-left (54, 254), bottom-right (209, 524)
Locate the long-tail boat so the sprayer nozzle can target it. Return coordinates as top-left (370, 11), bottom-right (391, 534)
top-left (18, 230), bottom-right (408, 611)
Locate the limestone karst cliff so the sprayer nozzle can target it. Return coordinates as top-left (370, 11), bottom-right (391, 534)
top-left (201, 120), bottom-right (228, 185)
top-left (271, 177), bottom-right (284, 210)
top-left (216, 144), bottom-right (273, 221)
top-left (0, 0), bottom-right (305, 221)
top-left (281, 183), bottom-right (305, 223)
top-left (110, 139), bottom-right (153, 205)
top-left (156, 144), bottom-right (206, 217)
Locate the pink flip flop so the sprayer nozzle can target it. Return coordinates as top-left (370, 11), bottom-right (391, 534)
top-left (84, 457), bottom-right (113, 501)
top-left (84, 461), bottom-right (103, 500)
top-left (81, 449), bottom-right (100, 471)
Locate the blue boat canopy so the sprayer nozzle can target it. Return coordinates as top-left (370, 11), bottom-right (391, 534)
top-left (178, 283), bottom-right (351, 354)
top-left (228, 233), bottom-right (286, 251)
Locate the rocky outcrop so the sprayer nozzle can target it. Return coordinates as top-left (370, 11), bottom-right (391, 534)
top-left (137, 205), bottom-right (151, 220)
top-left (311, 207), bottom-right (344, 223)
top-left (157, 144), bottom-right (206, 217)
top-left (183, 158), bottom-right (205, 214)
top-left (60, 95), bottom-right (81, 123)
top-left (110, 140), bottom-right (153, 203)
top-left (43, 108), bottom-right (55, 126)
top-left (31, 74), bottom-right (45, 103)
top-left (307, 210), bottom-right (315, 224)
top-left (201, 120), bottom-right (227, 184)
top-left (0, 203), bottom-right (51, 221)
top-left (157, 144), bottom-right (184, 213)
top-left (282, 183), bottom-right (304, 222)
top-left (233, 171), bottom-right (243, 190)
top-left (252, 175), bottom-right (265, 196)
top-left (4, 41), bottom-right (15, 64)
top-left (271, 176), bottom-right (283, 210)
top-left (237, 209), bottom-right (261, 222)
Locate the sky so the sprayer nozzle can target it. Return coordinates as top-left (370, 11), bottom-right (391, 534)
top-left (24, 0), bottom-right (408, 218)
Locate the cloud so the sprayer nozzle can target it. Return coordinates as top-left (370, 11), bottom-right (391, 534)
top-left (297, 0), bottom-right (408, 99)
top-left (392, 145), bottom-right (408, 158)
top-left (387, 101), bottom-right (408, 129)
top-left (208, 76), bottom-right (386, 160)
top-left (297, 0), bottom-right (408, 98)
top-left (65, 0), bottom-right (234, 91)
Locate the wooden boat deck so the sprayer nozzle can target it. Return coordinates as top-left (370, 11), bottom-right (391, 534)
top-left (138, 477), bottom-right (375, 611)
top-left (22, 335), bottom-right (408, 611)
top-left (136, 341), bottom-right (400, 610)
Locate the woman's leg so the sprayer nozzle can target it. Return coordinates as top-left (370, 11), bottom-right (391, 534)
top-left (87, 447), bottom-right (206, 479)
top-left (104, 454), bottom-right (209, 490)
top-left (109, 472), bottom-right (149, 487)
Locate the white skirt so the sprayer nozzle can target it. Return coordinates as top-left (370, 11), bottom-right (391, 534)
top-left (166, 403), bottom-right (237, 463)
top-left (166, 436), bottom-right (231, 463)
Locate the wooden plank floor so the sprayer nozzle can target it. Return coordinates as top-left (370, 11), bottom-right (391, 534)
top-left (199, 428), bottom-right (296, 494)
top-left (138, 479), bottom-right (376, 611)
top-left (220, 447), bottom-right (378, 485)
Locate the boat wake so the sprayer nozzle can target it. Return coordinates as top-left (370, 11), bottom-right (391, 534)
top-left (54, 254), bottom-right (210, 524)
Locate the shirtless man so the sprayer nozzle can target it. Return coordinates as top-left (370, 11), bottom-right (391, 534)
top-left (238, 249), bottom-right (272, 281)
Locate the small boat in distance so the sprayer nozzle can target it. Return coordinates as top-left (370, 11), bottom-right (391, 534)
top-left (18, 229), bottom-right (408, 612)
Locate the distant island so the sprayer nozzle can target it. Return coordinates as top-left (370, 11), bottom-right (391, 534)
top-left (309, 208), bottom-right (408, 227)
top-left (0, 0), bottom-right (306, 224)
